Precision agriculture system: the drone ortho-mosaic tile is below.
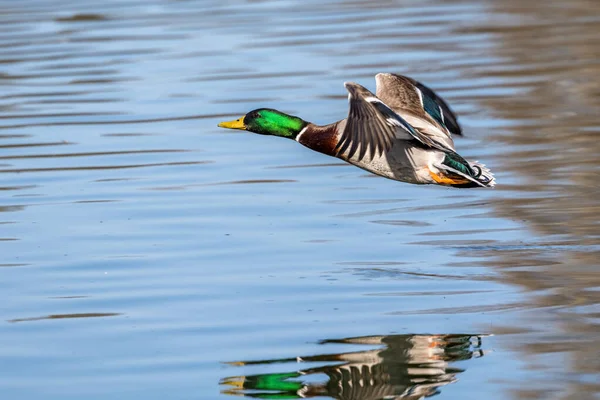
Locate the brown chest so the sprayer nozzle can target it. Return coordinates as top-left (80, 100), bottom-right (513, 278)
top-left (295, 123), bottom-right (341, 157)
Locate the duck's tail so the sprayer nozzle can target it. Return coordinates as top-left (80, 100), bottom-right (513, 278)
top-left (434, 152), bottom-right (496, 188)
top-left (467, 161), bottom-right (496, 188)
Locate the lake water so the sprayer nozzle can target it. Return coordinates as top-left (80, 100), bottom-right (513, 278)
top-left (1, 1), bottom-right (599, 399)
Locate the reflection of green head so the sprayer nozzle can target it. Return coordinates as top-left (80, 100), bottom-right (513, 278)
top-left (218, 109), bottom-right (308, 139)
top-left (221, 372), bottom-right (303, 399)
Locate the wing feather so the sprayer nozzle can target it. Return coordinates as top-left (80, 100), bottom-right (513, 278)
top-left (375, 73), bottom-right (462, 146)
top-left (413, 80), bottom-right (462, 136)
top-left (336, 82), bottom-right (451, 162)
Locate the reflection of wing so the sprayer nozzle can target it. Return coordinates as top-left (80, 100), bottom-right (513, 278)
top-left (336, 82), bottom-right (419, 162)
top-left (375, 73), bottom-right (461, 139)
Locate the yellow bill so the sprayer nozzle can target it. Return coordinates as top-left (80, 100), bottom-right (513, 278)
top-left (220, 376), bottom-right (246, 388)
top-left (218, 117), bottom-right (246, 130)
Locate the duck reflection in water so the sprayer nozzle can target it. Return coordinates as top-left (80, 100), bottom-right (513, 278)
top-left (221, 333), bottom-right (488, 400)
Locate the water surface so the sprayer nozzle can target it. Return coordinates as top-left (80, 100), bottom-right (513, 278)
top-left (1, 0), bottom-right (599, 399)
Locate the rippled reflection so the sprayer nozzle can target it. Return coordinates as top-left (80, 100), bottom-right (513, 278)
top-left (1, 0), bottom-right (599, 398)
top-left (469, 0), bottom-right (600, 396)
top-left (8, 312), bottom-right (121, 323)
top-left (221, 333), bottom-right (487, 399)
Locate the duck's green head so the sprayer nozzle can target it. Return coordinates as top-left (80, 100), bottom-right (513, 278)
top-left (218, 109), bottom-right (307, 139)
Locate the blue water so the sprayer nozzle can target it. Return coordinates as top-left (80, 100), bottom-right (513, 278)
top-left (1, 0), bottom-right (599, 399)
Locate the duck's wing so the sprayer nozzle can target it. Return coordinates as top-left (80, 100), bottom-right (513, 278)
top-left (375, 73), bottom-right (462, 136)
top-left (412, 79), bottom-right (462, 136)
top-left (336, 82), bottom-right (454, 162)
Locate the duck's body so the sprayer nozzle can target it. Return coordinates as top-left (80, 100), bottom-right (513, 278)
top-left (218, 73), bottom-right (495, 188)
top-left (294, 120), bottom-right (437, 185)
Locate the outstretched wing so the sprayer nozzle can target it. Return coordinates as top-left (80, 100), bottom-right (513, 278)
top-left (336, 82), bottom-right (453, 162)
top-left (375, 73), bottom-right (462, 137)
top-left (412, 79), bottom-right (462, 136)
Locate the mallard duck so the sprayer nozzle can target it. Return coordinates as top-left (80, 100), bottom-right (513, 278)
top-left (218, 73), bottom-right (495, 188)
